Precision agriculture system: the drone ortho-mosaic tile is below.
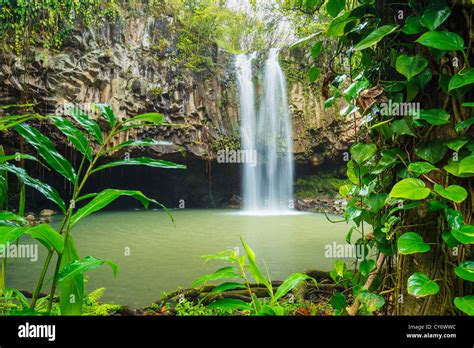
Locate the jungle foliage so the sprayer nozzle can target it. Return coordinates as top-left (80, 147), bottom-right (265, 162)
top-left (0, 105), bottom-right (184, 315)
top-left (287, 0), bottom-right (473, 315)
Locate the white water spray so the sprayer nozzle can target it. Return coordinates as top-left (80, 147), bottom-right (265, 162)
top-left (236, 49), bottom-right (294, 213)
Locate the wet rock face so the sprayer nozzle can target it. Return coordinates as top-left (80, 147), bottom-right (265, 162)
top-left (0, 11), bottom-right (353, 166)
top-left (0, 13), bottom-right (240, 160)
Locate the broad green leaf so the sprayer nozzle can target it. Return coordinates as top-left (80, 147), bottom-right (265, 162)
top-left (455, 117), bottom-right (474, 133)
top-left (415, 141), bottom-right (447, 163)
top-left (207, 298), bottom-right (251, 312)
top-left (14, 124), bottom-right (76, 183)
top-left (327, 13), bottom-right (355, 37)
top-left (345, 226), bottom-right (355, 244)
top-left (350, 143), bottom-right (377, 164)
top-left (411, 68), bottom-right (432, 89)
top-left (408, 162), bottom-right (436, 177)
top-left (416, 31), bottom-right (464, 51)
top-left (58, 255), bottom-right (118, 283)
top-left (0, 211), bottom-right (26, 224)
top-left (392, 119), bottom-right (414, 136)
top-left (401, 15), bottom-right (423, 34)
top-left (202, 250), bottom-right (235, 263)
top-left (454, 296), bottom-right (474, 315)
top-left (445, 208), bottom-right (463, 231)
top-left (455, 261), bottom-right (474, 282)
top-left (326, 0), bottom-right (345, 17)
top-left (419, 109), bottom-right (450, 125)
top-left (0, 226), bottom-right (27, 245)
top-left (25, 224), bottom-right (64, 253)
top-left (397, 232), bottom-right (430, 254)
top-left (339, 183), bottom-right (352, 197)
top-left (69, 107), bottom-right (103, 145)
top-left (365, 193), bottom-right (387, 213)
top-left (123, 113), bottom-right (165, 125)
top-left (308, 66), bottom-right (321, 82)
top-left (0, 163), bottom-right (66, 212)
top-left (389, 178), bottom-right (431, 200)
top-left (461, 102), bottom-right (474, 107)
top-left (240, 237), bottom-right (271, 289)
top-left (59, 237), bottom-right (83, 315)
top-left (442, 230), bottom-right (459, 248)
top-left (274, 273), bottom-right (314, 300)
top-left (51, 116), bottom-right (92, 161)
top-left (0, 153), bottom-right (37, 164)
top-left (420, 7), bottom-right (451, 31)
top-left (360, 259), bottom-right (376, 277)
top-left (94, 103), bottom-right (115, 128)
top-left (448, 68), bottom-right (474, 91)
top-left (192, 266), bottom-right (241, 287)
top-left (311, 42), bottom-right (323, 58)
top-left (210, 282), bottom-right (246, 294)
top-left (428, 200), bottom-right (447, 212)
top-left (406, 81), bottom-right (420, 101)
top-left (324, 96), bottom-right (337, 108)
top-left (334, 259), bottom-right (346, 278)
top-left (358, 291), bottom-right (385, 312)
top-left (407, 272), bottom-right (440, 297)
top-left (395, 54), bottom-right (428, 80)
top-left (452, 224), bottom-right (474, 244)
top-left (91, 157), bottom-right (185, 174)
top-left (371, 150), bottom-right (399, 174)
top-left (434, 184), bottom-right (468, 203)
top-left (459, 155), bottom-right (474, 175)
top-left (70, 189), bottom-right (157, 227)
top-left (446, 138), bottom-right (469, 152)
top-left (444, 161), bottom-right (474, 178)
top-left (354, 25), bottom-right (398, 51)
top-left (343, 80), bottom-right (369, 100)
top-left (330, 292), bottom-right (346, 311)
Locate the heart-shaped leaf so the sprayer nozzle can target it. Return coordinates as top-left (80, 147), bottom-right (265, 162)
top-left (402, 15), bottom-right (423, 34)
top-left (454, 296), bottom-right (474, 315)
top-left (358, 291), bottom-right (385, 313)
top-left (326, 0), bottom-right (346, 17)
top-left (452, 224), bottom-right (474, 244)
top-left (455, 261), bottom-right (474, 282)
top-left (350, 143), bottom-right (377, 164)
top-left (354, 25), bottom-right (398, 51)
top-left (434, 184), bottom-right (468, 203)
top-left (420, 7), bottom-right (451, 31)
top-left (419, 109), bottom-right (450, 125)
top-left (448, 68), bottom-right (474, 91)
top-left (407, 272), bottom-right (440, 297)
top-left (396, 54), bottom-right (428, 80)
top-left (415, 141), bottom-right (448, 163)
top-left (398, 232), bottom-right (430, 254)
top-left (389, 178), bottom-right (431, 200)
top-left (416, 31), bottom-right (464, 51)
top-left (408, 162), bottom-right (436, 177)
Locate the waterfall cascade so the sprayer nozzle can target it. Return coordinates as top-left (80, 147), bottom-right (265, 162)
top-left (235, 48), bottom-right (294, 213)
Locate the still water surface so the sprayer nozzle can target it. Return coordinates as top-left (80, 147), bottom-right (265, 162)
top-left (8, 209), bottom-right (352, 308)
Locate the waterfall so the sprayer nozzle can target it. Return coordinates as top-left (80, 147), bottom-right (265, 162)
top-left (236, 48), bottom-right (294, 213)
top-left (235, 53), bottom-right (258, 210)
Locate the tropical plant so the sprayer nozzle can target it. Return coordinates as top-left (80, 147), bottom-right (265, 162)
top-left (0, 104), bottom-right (185, 315)
top-left (287, 0), bottom-right (473, 315)
top-left (193, 237), bottom-right (316, 315)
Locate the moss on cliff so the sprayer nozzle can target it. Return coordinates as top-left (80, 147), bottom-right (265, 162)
top-left (295, 172), bottom-right (347, 199)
